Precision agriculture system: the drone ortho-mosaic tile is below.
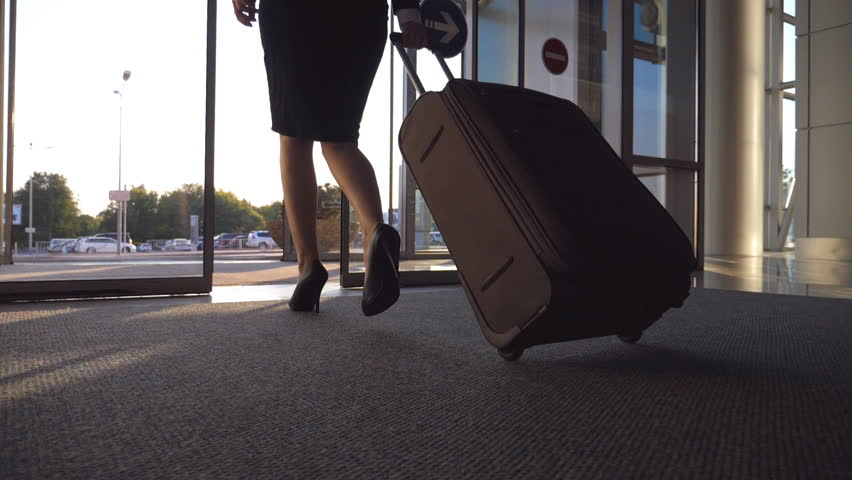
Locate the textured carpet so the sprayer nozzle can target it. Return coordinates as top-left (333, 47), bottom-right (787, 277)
top-left (1, 288), bottom-right (850, 479)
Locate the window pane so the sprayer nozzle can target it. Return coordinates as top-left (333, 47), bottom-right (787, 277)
top-left (632, 0), bottom-right (697, 161)
top-left (782, 98), bottom-right (796, 180)
top-left (783, 0), bottom-right (796, 16)
top-left (783, 22), bottom-right (796, 83)
top-left (4, 2), bottom-right (207, 281)
top-left (477, 0), bottom-right (519, 85)
top-left (524, 0), bottom-right (616, 143)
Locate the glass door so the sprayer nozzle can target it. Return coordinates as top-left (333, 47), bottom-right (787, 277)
top-left (339, 8), bottom-right (467, 288)
top-left (0, 0), bottom-right (216, 301)
top-left (340, 0), bottom-right (631, 287)
top-left (625, 0), bottom-right (700, 256)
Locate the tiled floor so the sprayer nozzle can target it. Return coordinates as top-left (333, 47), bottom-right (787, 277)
top-left (696, 252), bottom-right (852, 299)
top-left (210, 251), bottom-right (852, 304)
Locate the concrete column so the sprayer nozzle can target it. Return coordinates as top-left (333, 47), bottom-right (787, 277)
top-left (704, 0), bottom-right (766, 256)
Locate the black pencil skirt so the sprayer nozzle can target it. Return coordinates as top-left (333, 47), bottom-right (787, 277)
top-left (259, 1), bottom-right (389, 143)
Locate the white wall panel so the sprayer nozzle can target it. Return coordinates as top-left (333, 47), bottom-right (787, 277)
top-left (809, 26), bottom-right (852, 127)
top-left (797, 0), bottom-right (810, 36)
top-left (809, 123), bottom-right (852, 238)
top-left (810, 0), bottom-right (852, 32)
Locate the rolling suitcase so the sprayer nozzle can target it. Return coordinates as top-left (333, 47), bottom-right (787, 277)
top-left (391, 34), bottom-right (697, 361)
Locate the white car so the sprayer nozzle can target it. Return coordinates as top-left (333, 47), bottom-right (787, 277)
top-left (166, 238), bottom-right (193, 251)
top-left (48, 238), bottom-right (76, 253)
top-left (246, 230), bottom-right (279, 250)
top-left (77, 237), bottom-right (136, 253)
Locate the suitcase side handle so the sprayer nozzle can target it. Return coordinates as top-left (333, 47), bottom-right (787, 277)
top-left (390, 32), bottom-right (455, 97)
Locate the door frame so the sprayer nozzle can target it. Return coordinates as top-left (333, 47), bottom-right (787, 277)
top-left (340, 0), bottom-right (704, 286)
top-left (338, 8), bottom-right (476, 289)
top-left (621, 0), bottom-right (704, 270)
top-left (0, 0), bottom-right (217, 301)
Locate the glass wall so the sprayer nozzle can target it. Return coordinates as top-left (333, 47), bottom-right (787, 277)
top-left (477, 0), bottom-right (520, 85)
top-left (2, 0), bottom-right (208, 285)
top-left (630, 0), bottom-right (699, 246)
top-left (214, 6), bottom-right (405, 286)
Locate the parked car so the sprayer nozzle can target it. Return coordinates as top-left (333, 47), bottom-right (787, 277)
top-left (77, 237), bottom-right (136, 253)
top-left (166, 238), bottom-right (193, 251)
top-left (246, 230), bottom-right (279, 250)
top-left (214, 233), bottom-right (239, 249)
top-left (57, 239), bottom-right (77, 253)
top-left (138, 242), bottom-right (152, 253)
top-left (72, 237), bottom-right (87, 253)
top-left (429, 231), bottom-right (445, 246)
top-left (48, 238), bottom-right (76, 253)
top-left (95, 232), bottom-right (134, 244)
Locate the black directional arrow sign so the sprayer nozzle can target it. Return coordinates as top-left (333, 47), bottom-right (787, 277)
top-left (421, 0), bottom-right (468, 58)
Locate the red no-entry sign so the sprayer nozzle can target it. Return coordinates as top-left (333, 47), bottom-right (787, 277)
top-left (542, 38), bottom-right (568, 75)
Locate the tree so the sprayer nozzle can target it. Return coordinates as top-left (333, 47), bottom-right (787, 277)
top-left (155, 184), bottom-right (205, 239)
top-left (13, 172), bottom-right (81, 245)
top-left (257, 201), bottom-right (284, 222)
top-left (96, 203), bottom-right (119, 236)
top-left (97, 185), bottom-right (161, 243)
top-left (126, 185), bottom-right (160, 243)
top-left (213, 190), bottom-right (264, 234)
top-left (75, 214), bottom-right (99, 237)
top-left (317, 183), bottom-right (341, 219)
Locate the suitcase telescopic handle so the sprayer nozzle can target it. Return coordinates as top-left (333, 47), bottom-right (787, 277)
top-left (389, 32), bottom-right (455, 97)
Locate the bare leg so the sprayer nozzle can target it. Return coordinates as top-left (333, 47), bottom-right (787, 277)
top-left (320, 142), bottom-right (384, 268)
top-left (279, 135), bottom-right (319, 274)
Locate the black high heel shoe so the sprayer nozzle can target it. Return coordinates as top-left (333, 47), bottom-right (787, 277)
top-left (289, 259), bottom-right (328, 313)
top-left (362, 224), bottom-right (401, 317)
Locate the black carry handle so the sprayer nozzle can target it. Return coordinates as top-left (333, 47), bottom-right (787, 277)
top-left (390, 32), bottom-right (455, 97)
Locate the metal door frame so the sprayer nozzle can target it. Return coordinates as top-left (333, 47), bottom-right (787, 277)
top-left (0, 0), bottom-right (217, 301)
top-left (621, 0), bottom-right (704, 270)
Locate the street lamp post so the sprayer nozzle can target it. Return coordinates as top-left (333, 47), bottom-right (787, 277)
top-left (26, 142), bottom-right (34, 252)
top-left (28, 173), bottom-right (33, 251)
top-left (114, 70), bottom-right (131, 255)
top-left (22, 142), bottom-right (53, 254)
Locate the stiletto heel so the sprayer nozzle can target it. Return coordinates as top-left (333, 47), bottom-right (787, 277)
top-left (362, 224), bottom-right (401, 317)
top-left (289, 259), bottom-right (328, 313)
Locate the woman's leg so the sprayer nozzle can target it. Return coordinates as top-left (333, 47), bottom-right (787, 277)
top-left (320, 141), bottom-right (384, 266)
top-left (279, 135), bottom-right (319, 274)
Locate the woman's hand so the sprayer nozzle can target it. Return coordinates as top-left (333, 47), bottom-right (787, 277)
top-left (232, 0), bottom-right (258, 27)
top-left (400, 21), bottom-right (428, 49)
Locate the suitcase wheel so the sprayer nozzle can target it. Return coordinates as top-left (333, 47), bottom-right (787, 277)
top-left (617, 332), bottom-right (643, 344)
top-left (498, 346), bottom-right (524, 362)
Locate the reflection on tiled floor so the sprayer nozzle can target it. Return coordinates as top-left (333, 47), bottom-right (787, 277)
top-left (696, 252), bottom-right (852, 299)
top-left (211, 251), bottom-right (852, 304)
